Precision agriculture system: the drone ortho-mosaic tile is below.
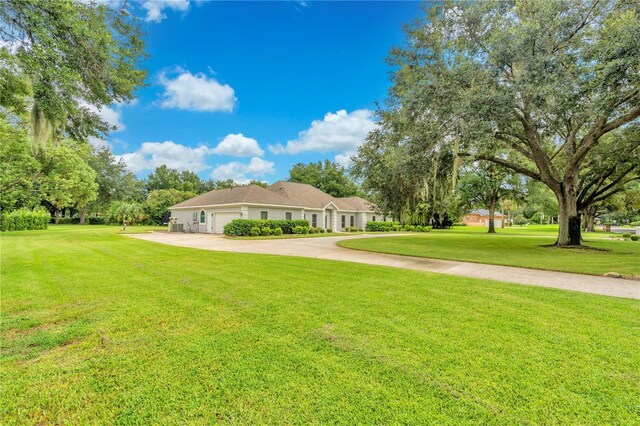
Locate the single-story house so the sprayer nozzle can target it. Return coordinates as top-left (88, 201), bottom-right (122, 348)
top-left (168, 180), bottom-right (384, 234)
top-left (462, 209), bottom-right (504, 228)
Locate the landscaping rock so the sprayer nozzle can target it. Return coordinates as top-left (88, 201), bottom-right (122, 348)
top-left (604, 272), bottom-right (622, 278)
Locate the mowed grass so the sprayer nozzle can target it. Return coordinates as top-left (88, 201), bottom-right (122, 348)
top-left (338, 227), bottom-right (640, 276)
top-left (1, 226), bottom-right (639, 424)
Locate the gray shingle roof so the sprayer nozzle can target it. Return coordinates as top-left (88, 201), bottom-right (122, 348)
top-left (170, 185), bottom-right (292, 208)
top-left (266, 181), bottom-right (334, 209)
top-left (170, 180), bottom-right (376, 212)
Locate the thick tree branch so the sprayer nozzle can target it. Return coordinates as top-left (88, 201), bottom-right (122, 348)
top-left (585, 177), bottom-right (639, 207)
top-left (494, 133), bottom-right (533, 160)
top-left (567, 104), bottom-right (640, 180)
top-left (579, 166), bottom-right (639, 208)
top-left (463, 153), bottom-right (543, 182)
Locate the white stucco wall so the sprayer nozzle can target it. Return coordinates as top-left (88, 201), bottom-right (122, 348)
top-left (170, 207), bottom-right (242, 233)
top-left (171, 205), bottom-right (380, 233)
top-left (247, 207), bottom-right (304, 220)
top-left (170, 209), bottom-right (198, 231)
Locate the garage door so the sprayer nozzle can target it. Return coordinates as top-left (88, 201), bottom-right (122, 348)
top-left (214, 212), bottom-right (240, 234)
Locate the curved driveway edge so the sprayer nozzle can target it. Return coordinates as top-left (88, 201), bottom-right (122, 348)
top-left (128, 232), bottom-right (640, 300)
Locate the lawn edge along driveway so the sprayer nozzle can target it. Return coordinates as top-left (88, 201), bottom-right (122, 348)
top-left (129, 232), bottom-right (640, 300)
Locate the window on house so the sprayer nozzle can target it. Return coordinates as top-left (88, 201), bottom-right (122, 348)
top-left (261, 211), bottom-right (268, 219)
top-left (312, 214), bottom-right (317, 228)
top-left (350, 216), bottom-right (355, 227)
top-left (199, 210), bottom-right (206, 223)
top-left (372, 216), bottom-right (376, 222)
top-left (341, 215), bottom-right (346, 228)
top-left (286, 212), bottom-right (292, 220)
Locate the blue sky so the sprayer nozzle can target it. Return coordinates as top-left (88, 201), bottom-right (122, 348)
top-left (98, 1), bottom-right (425, 183)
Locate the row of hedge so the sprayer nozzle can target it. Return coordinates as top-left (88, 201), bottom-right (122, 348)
top-left (224, 219), bottom-right (310, 236)
top-left (365, 221), bottom-right (432, 232)
top-left (1, 209), bottom-right (50, 231)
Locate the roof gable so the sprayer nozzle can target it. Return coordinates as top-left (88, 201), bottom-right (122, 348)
top-left (170, 185), bottom-right (292, 208)
top-left (170, 181), bottom-right (378, 212)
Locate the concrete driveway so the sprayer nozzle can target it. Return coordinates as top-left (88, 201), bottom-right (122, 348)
top-left (129, 232), bottom-right (640, 300)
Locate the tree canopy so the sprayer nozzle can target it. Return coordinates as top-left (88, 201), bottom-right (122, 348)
top-left (0, 0), bottom-right (147, 145)
top-left (357, 0), bottom-right (639, 245)
top-left (289, 160), bottom-right (359, 198)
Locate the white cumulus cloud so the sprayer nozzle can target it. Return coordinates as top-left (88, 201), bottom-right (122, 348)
top-left (269, 109), bottom-right (377, 155)
top-left (118, 141), bottom-right (212, 174)
top-left (334, 150), bottom-right (357, 168)
top-left (212, 133), bottom-right (264, 157)
top-left (211, 157), bottom-right (275, 183)
top-left (141, 0), bottom-right (190, 23)
top-left (159, 70), bottom-right (236, 112)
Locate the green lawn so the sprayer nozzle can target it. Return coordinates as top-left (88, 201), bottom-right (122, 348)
top-left (338, 227), bottom-right (640, 276)
top-left (1, 226), bottom-right (639, 424)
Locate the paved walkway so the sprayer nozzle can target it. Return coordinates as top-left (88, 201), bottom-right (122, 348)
top-left (128, 232), bottom-right (640, 300)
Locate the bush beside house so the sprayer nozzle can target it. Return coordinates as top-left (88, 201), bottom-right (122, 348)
top-left (365, 221), bottom-right (431, 232)
top-left (224, 219), bottom-right (309, 236)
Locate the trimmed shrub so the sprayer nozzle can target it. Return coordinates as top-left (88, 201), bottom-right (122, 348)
top-left (309, 227), bottom-right (317, 234)
top-left (366, 221), bottom-right (400, 232)
top-left (326, 228), bottom-right (333, 233)
top-left (630, 235), bottom-right (639, 241)
top-left (272, 227), bottom-right (283, 236)
top-left (319, 228), bottom-right (325, 233)
top-left (224, 219), bottom-right (309, 236)
top-left (423, 226), bottom-right (432, 232)
top-left (88, 217), bottom-right (106, 225)
top-left (302, 226), bottom-right (309, 234)
top-left (622, 233), bottom-right (631, 239)
top-left (408, 225), bottom-right (416, 232)
top-left (249, 227), bottom-right (261, 236)
top-left (293, 225), bottom-right (304, 235)
top-left (1, 208), bottom-right (50, 231)
top-left (261, 226), bottom-right (271, 236)
top-left (392, 224), bottom-right (402, 232)
top-left (415, 225), bottom-right (424, 232)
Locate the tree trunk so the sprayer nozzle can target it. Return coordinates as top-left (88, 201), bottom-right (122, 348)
top-left (488, 194), bottom-right (497, 234)
top-left (582, 205), bottom-right (597, 232)
top-left (55, 209), bottom-right (61, 224)
top-left (555, 186), bottom-right (581, 246)
top-left (80, 206), bottom-right (86, 224)
top-left (501, 205), bottom-right (505, 228)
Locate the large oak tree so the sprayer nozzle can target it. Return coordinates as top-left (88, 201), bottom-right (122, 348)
top-left (367, 0), bottom-right (639, 246)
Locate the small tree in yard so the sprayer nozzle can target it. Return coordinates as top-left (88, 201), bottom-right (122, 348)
top-left (144, 189), bottom-right (194, 225)
top-left (39, 142), bottom-right (97, 223)
top-left (371, 0), bottom-right (639, 246)
top-left (456, 162), bottom-right (519, 233)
